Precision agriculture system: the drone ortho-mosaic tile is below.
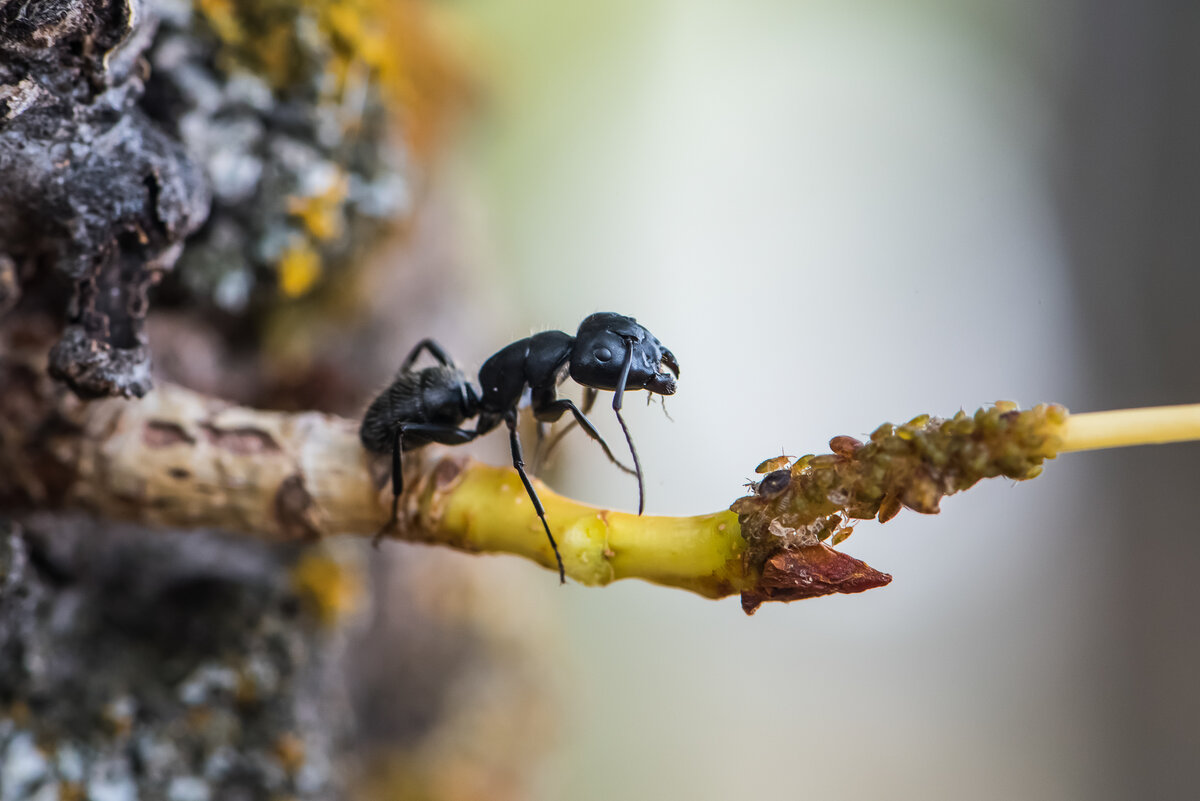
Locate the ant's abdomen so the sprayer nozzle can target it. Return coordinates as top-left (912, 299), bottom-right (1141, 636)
top-left (359, 373), bottom-right (424, 453)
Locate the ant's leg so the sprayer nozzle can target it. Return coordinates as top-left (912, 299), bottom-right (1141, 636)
top-left (538, 387), bottom-right (599, 468)
top-left (506, 413), bottom-right (566, 584)
top-left (581, 386), bottom-right (598, 414)
top-left (374, 423), bottom-right (479, 547)
top-left (532, 421), bottom-right (549, 473)
top-left (611, 338), bottom-right (645, 515)
top-left (399, 338), bottom-right (456, 371)
top-left (375, 426), bottom-right (407, 547)
top-left (533, 398), bottom-right (636, 476)
top-left (404, 423), bottom-right (480, 447)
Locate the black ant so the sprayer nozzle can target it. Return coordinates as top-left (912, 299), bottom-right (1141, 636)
top-left (360, 312), bottom-right (680, 583)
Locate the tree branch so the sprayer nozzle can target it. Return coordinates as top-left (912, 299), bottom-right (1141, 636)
top-left (2, 345), bottom-right (891, 610)
top-left (17, 339), bottom-right (1197, 613)
top-left (1060, 404), bottom-right (1200, 452)
top-left (3, 369), bottom-right (752, 590)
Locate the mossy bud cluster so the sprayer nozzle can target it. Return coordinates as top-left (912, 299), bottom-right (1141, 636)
top-left (732, 403), bottom-right (1068, 580)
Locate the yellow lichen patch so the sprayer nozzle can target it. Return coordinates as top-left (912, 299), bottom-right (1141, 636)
top-left (196, 0), bottom-right (244, 45)
top-left (7, 701), bottom-right (31, 727)
top-left (323, 2), bottom-right (389, 74)
top-left (286, 173), bottom-right (349, 242)
top-left (194, 0), bottom-right (393, 92)
top-left (313, 0), bottom-right (472, 154)
top-left (251, 22), bottom-right (299, 90)
top-left (369, 0), bottom-right (473, 158)
top-left (59, 784), bottom-right (85, 801)
top-left (234, 672), bottom-right (260, 707)
top-left (193, 0), bottom-right (469, 157)
top-left (274, 732), bottom-right (307, 774)
top-left (276, 241), bottom-right (322, 298)
top-left (290, 547), bottom-right (364, 626)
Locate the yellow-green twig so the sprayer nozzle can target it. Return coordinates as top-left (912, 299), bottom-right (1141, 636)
top-left (408, 462), bottom-right (745, 598)
top-left (1060, 403), bottom-right (1200, 452)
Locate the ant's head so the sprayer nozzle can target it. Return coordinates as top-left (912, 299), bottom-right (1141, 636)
top-left (569, 312), bottom-right (680, 396)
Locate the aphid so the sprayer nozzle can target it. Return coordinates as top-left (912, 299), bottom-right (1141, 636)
top-left (828, 435), bottom-right (863, 458)
top-left (756, 469), bottom-right (791, 497)
top-left (360, 313), bottom-right (680, 582)
top-left (755, 455), bottom-right (793, 474)
top-left (877, 493), bottom-right (902, 524)
top-left (831, 525), bottom-right (854, 546)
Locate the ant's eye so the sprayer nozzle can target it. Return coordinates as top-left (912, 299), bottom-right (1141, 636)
top-left (593, 347), bottom-right (612, 362)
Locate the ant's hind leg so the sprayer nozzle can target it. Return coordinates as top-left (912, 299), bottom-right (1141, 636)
top-left (399, 338), bottom-right (457, 371)
top-left (373, 428), bottom-right (406, 547)
top-left (373, 423), bottom-right (479, 548)
top-left (506, 414), bottom-right (566, 584)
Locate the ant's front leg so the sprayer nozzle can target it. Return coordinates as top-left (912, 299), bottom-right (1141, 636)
top-left (610, 338), bottom-right (645, 514)
top-left (376, 423), bottom-right (479, 547)
top-left (504, 412), bottom-right (566, 584)
top-left (531, 387), bottom-right (636, 476)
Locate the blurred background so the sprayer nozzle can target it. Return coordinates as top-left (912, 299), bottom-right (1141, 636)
top-left (427, 0), bottom-right (1198, 799)
top-left (4, 0), bottom-right (1197, 798)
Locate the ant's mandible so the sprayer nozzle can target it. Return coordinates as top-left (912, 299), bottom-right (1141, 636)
top-left (360, 312), bottom-right (680, 583)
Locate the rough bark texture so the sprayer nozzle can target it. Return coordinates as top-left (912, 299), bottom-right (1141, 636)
top-left (140, 0), bottom-right (408, 319)
top-left (0, 2), bottom-right (544, 798)
top-left (0, 517), bottom-right (348, 800)
top-left (0, 321), bottom-right (392, 538)
top-left (0, 0), bottom-right (210, 398)
top-left (0, 0), bottom-right (412, 401)
top-left (0, 320), bottom-right (551, 799)
top-left (0, 506), bottom-right (549, 801)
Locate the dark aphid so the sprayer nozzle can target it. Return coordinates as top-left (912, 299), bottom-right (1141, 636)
top-left (360, 313), bottom-right (680, 583)
top-left (756, 469), bottom-right (791, 497)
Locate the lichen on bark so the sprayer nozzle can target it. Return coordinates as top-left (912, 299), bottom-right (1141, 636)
top-left (0, 3), bottom-right (543, 798)
top-left (0, 0), bottom-right (420, 400)
top-left (141, 0), bottom-right (412, 316)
